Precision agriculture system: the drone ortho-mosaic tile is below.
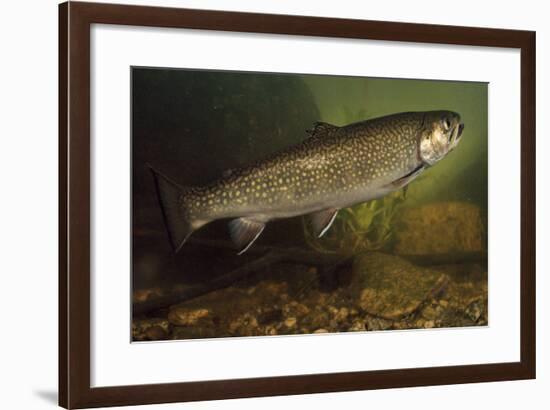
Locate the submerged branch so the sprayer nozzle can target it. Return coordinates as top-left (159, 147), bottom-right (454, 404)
top-left (133, 238), bottom-right (487, 316)
top-left (133, 240), bottom-right (350, 316)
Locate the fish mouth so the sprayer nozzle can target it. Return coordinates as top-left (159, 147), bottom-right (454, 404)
top-left (450, 121), bottom-right (464, 144)
top-left (447, 122), bottom-right (464, 153)
top-left (458, 122), bottom-right (465, 137)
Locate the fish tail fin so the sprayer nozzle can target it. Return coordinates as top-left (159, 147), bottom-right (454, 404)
top-left (149, 165), bottom-right (200, 253)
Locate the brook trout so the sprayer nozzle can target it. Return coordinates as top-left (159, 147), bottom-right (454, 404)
top-left (151, 110), bottom-right (464, 254)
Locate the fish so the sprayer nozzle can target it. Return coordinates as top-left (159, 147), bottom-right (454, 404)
top-left (150, 110), bottom-right (464, 254)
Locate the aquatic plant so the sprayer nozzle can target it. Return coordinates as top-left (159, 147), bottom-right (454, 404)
top-left (303, 189), bottom-right (407, 254)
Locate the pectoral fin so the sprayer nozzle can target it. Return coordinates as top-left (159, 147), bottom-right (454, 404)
top-left (228, 218), bottom-right (265, 255)
top-left (309, 208), bottom-right (339, 238)
top-left (391, 165), bottom-right (424, 190)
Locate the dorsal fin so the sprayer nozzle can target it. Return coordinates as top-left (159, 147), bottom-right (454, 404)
top-left (306, 122), bottom-right (339, 139)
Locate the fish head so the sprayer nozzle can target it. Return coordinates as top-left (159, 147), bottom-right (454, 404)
top-left (419, 111), bottom-right (464, 166)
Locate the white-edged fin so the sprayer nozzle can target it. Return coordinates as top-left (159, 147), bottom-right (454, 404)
top-left (228, 218), bottom-right (266, 255)
top-left (310, 208), bottom-right (339, 238)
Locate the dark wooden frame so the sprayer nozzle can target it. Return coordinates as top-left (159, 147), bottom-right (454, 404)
top-left (59, 1), bottom-right (536, 408)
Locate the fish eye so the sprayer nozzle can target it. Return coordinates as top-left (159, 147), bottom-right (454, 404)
top-left (442, 117), bottom-right (451, 130)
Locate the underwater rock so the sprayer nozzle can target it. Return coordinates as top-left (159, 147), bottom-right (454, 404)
top-left (228, 313), bottom-right (260, 336)
top-left (132, 318), bottom-right (171, 341)
top-left (257, 308), bottom-right (284, 325)
top-left (352, 252), bottom-right (449, 320)
top-left (172, 326), bottom-right (220, 340)
top-left (421, 304), bottom-right (441, 321)
top-left (465, 302), bottom-right (481, 322)
top-left (305, 309), bottom-right (330, 330)
top-left (465, 297), bottom-right (487, 323)
top-left (394, 202), bottom-right (485, 259)
top-left (284, 317), bottom-right (297, 329)
top-left (168, 307), bottom-right (210, 326)
top-left (348, 320), bottom-right (366, 332)
top-left (146, 325), bottom-right (168, 340)
top-left (256, 281), bottom-right (289, 298)
top-left (132, 287), bottom-right (163, 303)
top-left (134, 260), bottom-right (487, 340)
top-left (424, 320), bottom-right (435, 329)
top-left (335, 307), bottom-right (349, 323)
top-left (365, 316), bottom-right (393, 331)
top-left (282, 301), bottom-right (310, 318)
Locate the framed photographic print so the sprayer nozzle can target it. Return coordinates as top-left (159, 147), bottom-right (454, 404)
top-left (59, 1), bottom-right (536, 408)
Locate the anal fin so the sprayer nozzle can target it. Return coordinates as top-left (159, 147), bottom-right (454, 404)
top-left (309, 208), bottom-right (339, 238)
top-left (228, 218), bottom-right (265, 255)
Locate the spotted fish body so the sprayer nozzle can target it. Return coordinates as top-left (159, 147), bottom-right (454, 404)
top-left (152, 110), bottom-right (464, 254)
